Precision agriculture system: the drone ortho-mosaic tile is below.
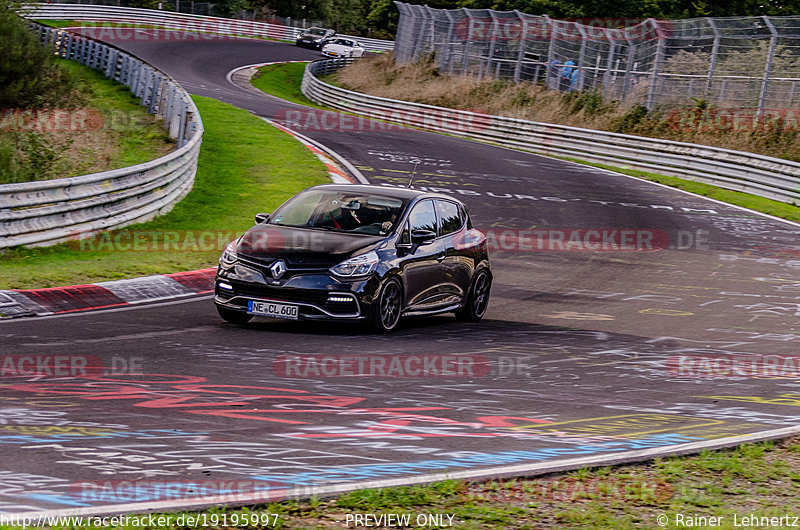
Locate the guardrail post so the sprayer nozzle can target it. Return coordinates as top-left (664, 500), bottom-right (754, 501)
top-left (68, 34), bottom-right (76, 60)
top-left (148, 75), bottom-right (162, 114)
top-left (177, 100), bottom-right (188, 148)
top-left (758, 16), bottom-right (778, 118)
top-left (105, 49), bottom-right (117, 79)
top-left (121, 55), bottom-right (131, 86)
top-left (59, 32), bottom-right (69, 57)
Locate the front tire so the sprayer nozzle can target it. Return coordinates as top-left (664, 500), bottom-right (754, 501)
top-left (455, 269), bottom-right (491, 322)
top-left (373, 277), bottom-right (403, 332)
top-left (217, 305), bottom-right (252, 325)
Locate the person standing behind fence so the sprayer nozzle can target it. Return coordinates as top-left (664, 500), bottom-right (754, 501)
top-left (560, 59), bottom-right (575, 92)
top-left (568, 67), bottom-right (584, 92)
top-left (547, 57), bottom-right (560, 90)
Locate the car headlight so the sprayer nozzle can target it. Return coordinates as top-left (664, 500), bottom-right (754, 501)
top-left (220, 240), bottom-right (238, 266)
top-left (330, 251), bottom-right (379, 277)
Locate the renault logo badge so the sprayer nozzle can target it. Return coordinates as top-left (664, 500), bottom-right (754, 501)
top-left (269, 260), bottom-right (286, 279)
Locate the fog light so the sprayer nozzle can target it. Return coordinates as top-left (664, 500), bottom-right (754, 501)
top-left (327, 295), bottom-right (352, 303)
top-left (218, 281), bottom-right (233, 291)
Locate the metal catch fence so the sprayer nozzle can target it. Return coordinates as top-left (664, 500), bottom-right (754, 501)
top-left (394, 2), bottom-right (800, 113)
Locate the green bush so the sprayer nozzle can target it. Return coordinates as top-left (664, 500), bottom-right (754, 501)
top-left (0, 3), bottom-right (85, 108)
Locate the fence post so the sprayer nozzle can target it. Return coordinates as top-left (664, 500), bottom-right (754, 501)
top-left (704, 18), bottom-right (720, 99)
top-left (482, 10), bottom-right (500, 78)
top-left (443, 9), bottom-right (457, 75)
top-left (512, 11), bottom-right (527, 82)
top-left (461, 8), bottom-right (472, 73)
top-left (646, 19), bottom-right (666, 109)
top-left (620, 34), bottom-right (636, 102)
top-left (602, 35), bottom-right (616, 99)
top-left (758, 16), bottom-right (778, 118)
top-left (411, 5), bottom-right (430, 62)
top-left (575, 23), bottom-right (587, 91)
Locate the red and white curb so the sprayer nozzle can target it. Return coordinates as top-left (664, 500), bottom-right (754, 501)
top-left (0, 268), bottom-right (216, 319)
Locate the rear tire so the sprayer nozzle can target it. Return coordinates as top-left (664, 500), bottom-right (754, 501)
top-left (372, 277), bottom-right (403, 333)
top-left (217, 305), bottom-right (252, 325)
top-left (455, 269), bottom-right (491, 322)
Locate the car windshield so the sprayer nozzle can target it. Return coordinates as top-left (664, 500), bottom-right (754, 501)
top-left (307, 28), bottom-right (327, 36)
top-left (271, 190), bottom-right (407, 235)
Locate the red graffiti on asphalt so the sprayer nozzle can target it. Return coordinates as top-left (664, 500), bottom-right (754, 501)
top-left (6, 373), bottom-right (550, 433)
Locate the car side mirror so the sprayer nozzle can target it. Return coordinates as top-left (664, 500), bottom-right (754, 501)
top-left (254, 213), bottom-right (270, 224)
top-left (411, 229), bottom-right (436, 244)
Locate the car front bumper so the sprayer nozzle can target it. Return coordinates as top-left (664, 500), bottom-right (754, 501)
top-left (214, 262), bottom-right (381, 321)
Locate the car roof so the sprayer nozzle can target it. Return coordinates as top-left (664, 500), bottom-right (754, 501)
top-left (307, 184), bottom-right (460, 203)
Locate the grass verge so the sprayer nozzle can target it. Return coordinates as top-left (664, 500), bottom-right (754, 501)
top-left (4, 436), bottom-right (800, 529)
top-left (250, 62), bottom-right (320, 108)
top-left (0, 96), bottom-right (329, 289)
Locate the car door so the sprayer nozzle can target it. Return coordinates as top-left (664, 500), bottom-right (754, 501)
top-left (398, 199), bottom-right (448, 311)
top-left (436, 199), bottom-right (471, 303)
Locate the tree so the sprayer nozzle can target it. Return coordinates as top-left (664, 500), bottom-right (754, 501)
top-left (0, 3), bottom-right (83, 108)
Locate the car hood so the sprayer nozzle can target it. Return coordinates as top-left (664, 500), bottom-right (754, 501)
top-left (236, 224), bottom-right (383, 267)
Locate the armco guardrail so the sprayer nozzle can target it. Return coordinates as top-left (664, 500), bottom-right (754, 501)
top-left (302, 58), bottom-right (800, 205)
top-left (22, 3), bottom-right (394, 52)
top-left (0, 23), bottom-right (202, 248)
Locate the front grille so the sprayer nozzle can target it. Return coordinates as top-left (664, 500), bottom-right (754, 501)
top-left (237, 257), bottom-right (331, 282)
top-left (231, 284), bottom-right (330, 306)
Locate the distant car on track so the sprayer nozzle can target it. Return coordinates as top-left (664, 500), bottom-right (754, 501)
top-left (214, 184), bottom-right (491, 332)
top-left (295, 27), bottom-right (335, 49)
top-left (321, 38), bottom-right (365, 58)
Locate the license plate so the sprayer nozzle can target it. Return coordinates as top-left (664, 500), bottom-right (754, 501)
top-left (247, 300), bottom-right (299, 320)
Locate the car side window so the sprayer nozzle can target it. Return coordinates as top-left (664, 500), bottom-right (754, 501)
top-left (437, 200), bottom-right (462, 236)
top-left (408, 200), bottom-right (437, 234)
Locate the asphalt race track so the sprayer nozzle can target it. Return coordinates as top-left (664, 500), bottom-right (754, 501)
top-left (3, 31), bottom-right (800, 515)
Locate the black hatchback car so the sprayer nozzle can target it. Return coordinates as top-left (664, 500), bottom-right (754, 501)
top-left (214, 184), bottom-right (491, 332)
top-left (295, 27), bottom-right (335, 49)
